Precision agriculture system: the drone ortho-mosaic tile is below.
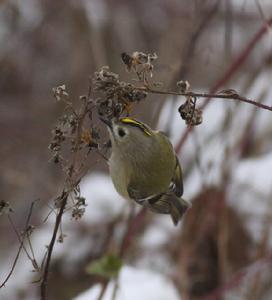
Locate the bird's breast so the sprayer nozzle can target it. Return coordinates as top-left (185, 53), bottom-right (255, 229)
top-left (108, 154), bottom-right (131, 199)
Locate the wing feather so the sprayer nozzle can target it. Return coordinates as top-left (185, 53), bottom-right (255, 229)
top-left (172, 156), bottom-right (183, 197)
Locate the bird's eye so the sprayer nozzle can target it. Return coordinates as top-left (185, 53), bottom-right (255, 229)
top-left (118, 128), bottom-right (126, 137)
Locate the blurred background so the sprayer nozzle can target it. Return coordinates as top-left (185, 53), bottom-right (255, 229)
top-left (1, 0), bottom-right (272, 299)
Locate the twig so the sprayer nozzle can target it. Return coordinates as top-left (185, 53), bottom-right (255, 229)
top-left (255, 0), bottom-right (271, 32)
top-left (136, 86), bottom-right (272, 112)
top-left (7, 215), bottom-right (38, 271)
top-left (40, 191), bottom-right (69, 300)
top-left (175, 16), bottom-right (272, 153)
top-left (159, 0), bottom-right (220, 133)
top-left (111, 279), bottom-right (119, 300)
top-left (96, 207), bottom-right (147, 300)
top-left (97, 280), bottom-right (108, 300)
top-left (0, 201), bottom-right (36, 288)
top-left (177, 0), bottom-right (221, 79)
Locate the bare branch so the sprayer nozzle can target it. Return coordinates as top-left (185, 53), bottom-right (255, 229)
top-left (136, 86), bottom-right (272, 112)
top-left (0, 201), bottom-right (36, 288)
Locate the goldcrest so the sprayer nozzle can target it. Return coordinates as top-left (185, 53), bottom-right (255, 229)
top-left (100, 117), bottom-right (190, 225)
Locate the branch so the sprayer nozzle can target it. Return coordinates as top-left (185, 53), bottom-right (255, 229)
top-left (40, 191), bottom-right (69, 299)
top-left (0, 201), bottom-right (35, 288)
top-left (136, 87), bottom-right (272, 112)
top-left (175, 16), bottom-right (272, 153)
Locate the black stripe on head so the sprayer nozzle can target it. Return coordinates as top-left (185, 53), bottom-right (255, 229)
top-left (119, 118), bottom-right (152, 136)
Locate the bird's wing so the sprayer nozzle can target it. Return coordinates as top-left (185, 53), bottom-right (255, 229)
top-left (172, 156), bottom-right (183, 197)
top-left (128, 178), bottom-right (190, 226)
top-left (128, 155), bottom-right (183, 201)
top-left (157, 131), bottom-right (183, 197)
top-left (127, 184), bottom-right (162, 205)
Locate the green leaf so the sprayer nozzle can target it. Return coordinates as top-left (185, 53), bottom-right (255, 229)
top-left (85, 254), bottom-right (123, 279)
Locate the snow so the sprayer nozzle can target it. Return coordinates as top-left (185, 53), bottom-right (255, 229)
top-left (228, 152), bottom-right (272, 243)
top-left (233, 152), bottom-right (272, 197)
top-left (140, 222), bottom-right (170, 248)
top-left (137, 218), bottom-right (175, 272)
top-left (78, 173), bottom-right (126, 224)
top-left (74, 265), bottom-right (180, 300)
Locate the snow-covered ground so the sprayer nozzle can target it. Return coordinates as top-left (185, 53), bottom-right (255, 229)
top-left (74, 265), bottom-right (180, 300)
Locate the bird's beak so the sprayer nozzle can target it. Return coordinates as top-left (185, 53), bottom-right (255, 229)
top-left (99, 116), bottom-right (113, 129)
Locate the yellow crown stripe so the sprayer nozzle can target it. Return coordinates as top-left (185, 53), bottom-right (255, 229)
top-left (120, 117), bottom-right (152, 136)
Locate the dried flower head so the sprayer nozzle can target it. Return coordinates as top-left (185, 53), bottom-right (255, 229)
top-left (52, 85), bottom-right (69, 102)
top-left (179, 97), bottom-right (203, 126)
top-left (121, 51), bottom-right (158, 82)
top-left (177, 80), bottom-right (190, 93)
top-left (93, 66), bottom-right (147, 119)
top-left (122, 51), bottom-right (157, 73)
top-left (72, 196), bottom-right (87, 220)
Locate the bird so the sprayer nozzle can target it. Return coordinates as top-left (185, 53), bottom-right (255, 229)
top-left (100, 116), bottom-right (190, 225)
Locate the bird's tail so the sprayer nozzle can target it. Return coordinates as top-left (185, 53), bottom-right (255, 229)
top-left (146, 193), bottom-right (191, 226)
top-left (169, 195), bottom-right (191, 226)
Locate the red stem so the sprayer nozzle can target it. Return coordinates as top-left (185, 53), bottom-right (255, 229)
top-left (175, 17), bottom-right (272, 154)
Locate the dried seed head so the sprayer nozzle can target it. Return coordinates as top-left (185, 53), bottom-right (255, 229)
top-left (179, 97), bottom-right (203, 126)
top-left (121, 51), bottom-right (158, 80)
top-left (177, 80), bottom-right (190, 93)
top-left (94, 65), bottom-right (148, 119)
top-left (72, 196), bottom-right (87, 220)
top-left (72, 207), bottom-right (86, 220)
top-left (52, 85), bottom-right (69, 101)
top-left (121, 52), bottom-right (133, 71)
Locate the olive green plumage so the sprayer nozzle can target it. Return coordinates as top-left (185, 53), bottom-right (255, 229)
top-left (104, 117), bottom-right (190, 225)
